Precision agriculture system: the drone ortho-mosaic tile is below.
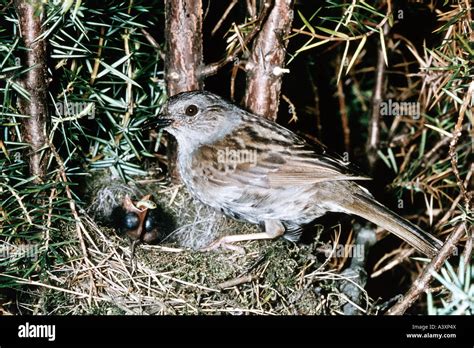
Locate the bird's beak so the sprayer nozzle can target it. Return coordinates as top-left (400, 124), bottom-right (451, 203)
top-left (142, 113), bottom-right (173, 131)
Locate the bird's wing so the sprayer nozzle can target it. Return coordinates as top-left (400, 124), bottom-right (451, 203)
top-left (193, 113), bottom-right (370, 189)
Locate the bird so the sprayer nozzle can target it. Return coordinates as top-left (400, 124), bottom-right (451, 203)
top-left (143, 90), bottom-right (443, 257)
top-left (112, 194), bottom-right (174, 244)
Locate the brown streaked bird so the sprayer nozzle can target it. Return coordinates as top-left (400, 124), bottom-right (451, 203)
top-left (143, 91), bottom-right (443, 257)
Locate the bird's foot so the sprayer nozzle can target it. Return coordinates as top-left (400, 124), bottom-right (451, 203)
top-left (200, 237), bottom-right (246, 254)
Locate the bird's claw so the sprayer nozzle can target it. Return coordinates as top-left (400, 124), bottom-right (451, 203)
top-left (200, 237), bottom-right (246, 254)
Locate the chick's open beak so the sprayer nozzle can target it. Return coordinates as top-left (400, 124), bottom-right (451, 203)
top-left (142, 113), bottom-right (173, 131)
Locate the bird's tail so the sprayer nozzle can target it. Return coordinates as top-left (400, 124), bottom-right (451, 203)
top-left (345, 192), bottom-right (443, 258)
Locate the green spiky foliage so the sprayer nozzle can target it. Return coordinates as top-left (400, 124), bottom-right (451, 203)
top-left (1, 0), bottom-right (164, 302)
top-left (0, 0), bottom-right (471, 315)
top-left (428, 258), bottom-right (473, 315)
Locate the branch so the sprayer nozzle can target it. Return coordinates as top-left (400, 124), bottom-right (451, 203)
top-left (140, 28), bottom-right (165, 60)
top-left (165, 0), bottom-right (204, 95)
top-left (243, 0), bottom-right (294, 120)
top-left (211, 0), bottom-right (238, 36)
top-left (337, 78), bottom-right (350, 153)
top-left (200, 0), bottom-right (273, 78)
top-left (49, 142), bottom-right (97, 299)
top-left (14, 0), bottom-right (49, 182)
top-left (386, 222), bottom-right (466, 315)
top-left (448, 81), bottom-right (473, 214)
top-left (164, 0), bottom-right (204, 182)
top-left (366, 22), bottom-right (389, 171)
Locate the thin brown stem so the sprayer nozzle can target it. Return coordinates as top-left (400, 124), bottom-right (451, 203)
top-left (448, 81), bottom-right (473, 213)
top-left (211, 0), bottom-right (238, 36)
top-left (90, 27), bottom-right (105, 85)
top-left (200, 0), bottom-right (273, 78)
top-left (140, 28), bottom-right (165, 60)
top-left (337, 79), bottom-right (350, 153)
top-left (386, 223), bottom-right (466, 315)
top-left (49, 142), bottom-right (97, 300)
top-left (366, 22), bottom-right (389, 171)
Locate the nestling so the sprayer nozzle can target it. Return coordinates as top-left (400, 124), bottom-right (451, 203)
top-left (112, 194), bottom-right (174, 244)
top-left (143, 91), bottom-right (443, 257)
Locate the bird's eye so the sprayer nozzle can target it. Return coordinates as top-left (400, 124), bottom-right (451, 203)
top-left (122, 212), bottom-right (140, 230)
top-left (185, 104), bottom-right (198, 116)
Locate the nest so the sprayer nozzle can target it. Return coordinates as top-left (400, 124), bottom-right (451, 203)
top-left (17, 175), bottom-right (373, 315)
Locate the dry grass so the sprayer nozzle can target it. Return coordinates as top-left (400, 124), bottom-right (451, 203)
top-left (8, 178), bottom-right (373, 315)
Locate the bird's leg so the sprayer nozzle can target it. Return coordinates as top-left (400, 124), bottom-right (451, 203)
top-left (201, 220), bottom-right (285, 253)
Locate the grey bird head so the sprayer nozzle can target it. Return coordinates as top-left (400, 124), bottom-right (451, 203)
top-left (143, 90), bottom-right (241, 149)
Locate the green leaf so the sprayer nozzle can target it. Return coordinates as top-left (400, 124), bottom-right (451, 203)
top-left (296, 38), bottom-right (330, 53)
top-left (315, 26), bottom-right (349, 39)
top-left (298, 10), bottom-right (315, 35)
top-left (346, 35), bottom-right (366, 74)
top-left (97, 57), bottom-right (141, 88)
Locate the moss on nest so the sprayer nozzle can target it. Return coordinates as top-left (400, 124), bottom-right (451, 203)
top-left (17, 173), bottom-right (373, 315)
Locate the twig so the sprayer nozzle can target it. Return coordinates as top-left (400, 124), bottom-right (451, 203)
top-left (461, 231), bottom-right (472, 268)
top-left (49, 142), bottom-right (97, 299)
top-left (306, 66), bottom-right (322, 138)
top-left (158, 273), bottom-right (219, 292)
top-left (246, 0), bottom-right (256, 18)
top-left (336, 78), bottom-right (350, 153)
top-left (291, 5), bottom-right (391, 43)
top-left (0, 274), bottom-right (104, 301)
top-left (386, 222), bottom-right (466, 315)
top-left (421, 135), bottom-right (452, 168)
top-left (448, 81), bottom-right (473, 214)
top-left (89, 26), bottom-right (105, 85)
top-left (200, 0), bottom-right (273, 78)
top-left (140, 28), bottom-right (165, 60)
top-left (141, 245), bottom-right (185, 253)
top-left (371, 248), bottom-right (415, 278)
top-left (211, 0), bottom-right (238, 36)
top-left (44, 182), bottom-right (59, 252)
top-left (229, 61), bottom-right (241, 101)
top-left (122, 21), bottom-right (133, 128)
top-left (282, 94), bottom-right (297, 123)
top-left (366, 22), bottom-right (389, 171)
top-left (445, 81), bottom-right (473, 266)
top-left (461, 163), bottom-right (473, 266)
top-left (0, 183), bottom-right (33, 225)
top-left (218, 274), bottom-right (258, 289)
